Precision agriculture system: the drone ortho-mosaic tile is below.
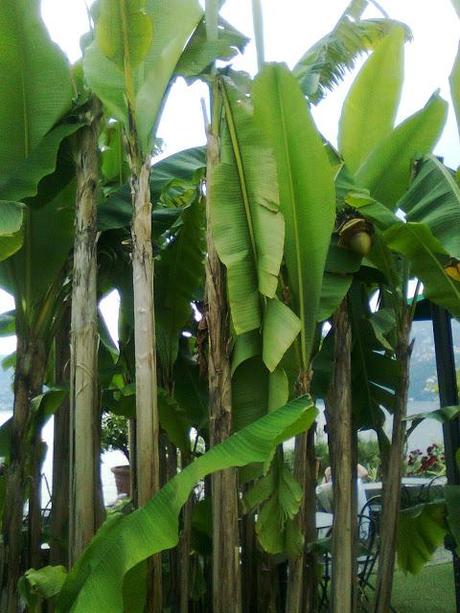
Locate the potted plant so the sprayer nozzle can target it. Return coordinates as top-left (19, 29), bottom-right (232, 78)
top-left (101, 412), bottom-right (130, 497)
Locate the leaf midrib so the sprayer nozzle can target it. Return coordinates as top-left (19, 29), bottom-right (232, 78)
top-left (275, 71), bottom-right (307, 369)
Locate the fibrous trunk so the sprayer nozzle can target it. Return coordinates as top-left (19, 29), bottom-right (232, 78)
top-left (69, 99), bottom-right (102, 564)
top-left (0, 336), bottom-right (45, 613)
top-left (375, 315), bottom-right (411, 612)
top-left (286, 372), bottom-right (317, 613)
top-left (206, 122), bottom-right (242, 613)
top-left (129, 151), bottom-right (161, 607)
top-left (325, 300), bottom-right (354, 613)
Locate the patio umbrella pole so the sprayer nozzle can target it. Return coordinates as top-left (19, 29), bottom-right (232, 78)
top-left (431, 302), bottom-right (460, 613)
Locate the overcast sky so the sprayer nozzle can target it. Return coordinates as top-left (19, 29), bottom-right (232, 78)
top-left (0, 0), bottom-right (458, 353)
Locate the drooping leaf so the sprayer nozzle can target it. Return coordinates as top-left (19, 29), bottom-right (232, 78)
top-left (150, 147), bottom-right (206, 194)
top-left (0, 121), bottom-right (82, 203)
top-left (253, 63), bottom-right (336, 367)
top-left (318, 274), bottom-right (353, 322)
top-left (210, 78), bottom-right (283, 334)
top-left (398, 155), bottom-right (460, 259)
top-left (262, 299), bottom-right (301, 372)
top-left (175, 17), bottom-right (248, 79)
top-left (55, 397), bottom-right (316, 612)
top-left (355, 93), bottom-right (448, 209)
top-left (0, 0), bottom-right (73, 181)
top-left (397, 502), bottom-right (448, 574)
top-left (338, 28), bottom-right (405, 173)
top-left (231, 330), bottom-right (261, 375)
top-left (384, 222), bottom-right (460, 317)
top-left (253, 459), bottom-right (304, 557)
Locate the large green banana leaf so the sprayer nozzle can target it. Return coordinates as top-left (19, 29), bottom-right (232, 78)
top-left (338, 28), bottom-right (405, 173)
top-left (209, 78), bottom-right (284, 332)
top-left (398, 155), bottom-right (460, 258)
top-left (385, 222), bottom-right (460, 317)
top-left (84, 0), bottom-right (203, 152)
top-left (354, 93), bottom-right (448, 209)
top-left (0, 0), bottom-right (75, 206)
top-left (253, 63), bottom-right (335, 368)
top-left (51, 397), bottom-right (315, 612)
top-left (397, 502), bottom-right (448, 574)
top-left (244, 455), bottom-right (304, 557)
top-left (210, 78), bottom-right (300, 370)
top-left (0, 121), bottom-right (82, 203)
top-left (175, 16), bottom-right (248, 79)
top-left (0, 0), bottom-right (73, 179)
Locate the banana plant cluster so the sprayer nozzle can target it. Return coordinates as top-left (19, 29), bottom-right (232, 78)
top-left (0, 1), bottom-right (459, 613)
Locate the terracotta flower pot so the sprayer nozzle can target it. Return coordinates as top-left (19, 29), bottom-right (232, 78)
top-left (111, 464), bottom-right (131, 497)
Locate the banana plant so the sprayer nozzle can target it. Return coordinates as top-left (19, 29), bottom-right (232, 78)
top-left (0, 2), bottom-right (78, 609)
top-left (251, 63), bottom-right (336, 612)
top-left (68, 96), bottom-right (104, 565)
top-left (335, 28), bottom-right (453, 605)
top-left (82, 2), bottom-right (212, 605)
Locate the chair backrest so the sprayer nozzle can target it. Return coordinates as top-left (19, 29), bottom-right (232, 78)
top-left (356, 512), bottom-right (379, 586)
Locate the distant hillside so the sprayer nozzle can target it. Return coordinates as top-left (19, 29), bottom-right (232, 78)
top-left (409, 319), bottom-right (460, 401)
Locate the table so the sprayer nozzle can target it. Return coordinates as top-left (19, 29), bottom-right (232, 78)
top-left (364, 477), bottom-right (434, 499)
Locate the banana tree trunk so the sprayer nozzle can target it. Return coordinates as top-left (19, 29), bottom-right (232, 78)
top-left (241, 499), bottom-right (258, 613)
top-left (286, 372), bottom-right (317, 613)
top-left (325, 300), bottom-right (354, 613)
top-left (206, 122), bottom-right (242, 613)
top-left (0, 336), bottom-right (46, 613)
top-left (50, 309), bottom-right (71, 567)
top-left (129, 151), bottom-right (161, 608)
top-left (375, 316), bottom-right (411, 612)
top-left (28, 430), bottom-right (44, 570)
top-left (69, 99), bottom-right (102, 564)
top-left (178, 448), bottom-right (193, 613)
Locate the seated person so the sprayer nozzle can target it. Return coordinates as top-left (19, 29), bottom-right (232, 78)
top-left (316, 464), bottom-right (368, 516)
